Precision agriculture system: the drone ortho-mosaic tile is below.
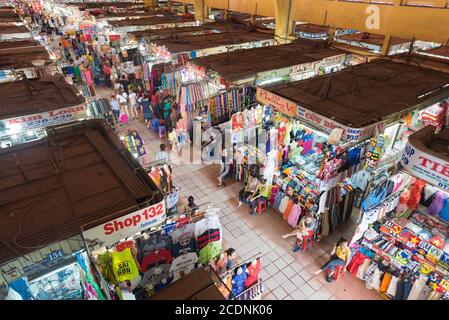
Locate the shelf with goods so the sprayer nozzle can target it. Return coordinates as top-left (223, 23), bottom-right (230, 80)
top-left (349, 165), bottom-right (449, 300)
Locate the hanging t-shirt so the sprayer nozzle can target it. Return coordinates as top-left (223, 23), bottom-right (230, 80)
top-left (140, 249), bottom-right (173, 272)
top-left (439, 197), bottom-right (449, 222)
top-left (198, 241), bottom-right (221, 265)
top-left (169, 252), bottom-right (198, 281)
top-left (194, 215), bottom-right (222, 243)
top-left (232, 265), bottom-right (247, 297)
top-left (141, 264), bottom-right (172, 289)
top-left (138, 234), bottom-right (171, 262)
top-left (244, 259), bottom-right (261, 288)
top-left (111, 248), bottom-right (139, 282)
top-left (197, 229), bottom-right (221, 251)
top-left (170, 223), bottom-right (197, 258)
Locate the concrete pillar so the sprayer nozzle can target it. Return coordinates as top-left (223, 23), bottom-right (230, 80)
top-left (193, 0), bottom-right (205, 22)
top-left (274, 0), bottom-right (295, 43)
top-left (381, 35), bottom-right (392, 56)
top-left (184, 4), bottom-right (189, 14)
top-left (144, 0), bottom-right (157, 9)
top-left (327, 26), bottom-right (336, 43)
top-left (167, 0), bottom-right (172, 10)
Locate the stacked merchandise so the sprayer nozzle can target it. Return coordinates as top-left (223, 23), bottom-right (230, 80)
top-left (421, 101), bottom-right (448, 133)
top-left (218, 258), bottom-right (263, 300)
top-left (350, 173), bottom-right (449, 300)
top-left (92, 207), bottom-right (223, 300)
top-left (208, 87), bottom-right (257, 126)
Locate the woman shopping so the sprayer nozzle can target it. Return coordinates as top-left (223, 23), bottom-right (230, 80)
top-left (313, 238), bottom-right (351, 282)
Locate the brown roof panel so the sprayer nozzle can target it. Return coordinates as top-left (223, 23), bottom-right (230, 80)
top-left (263, 59), bottom-right (449, 128)
top-left (0, 24), bottom-right (29, 34)
top-left (336, 32), bottom-right (410, 47)
top-left (418, 45), bottom-right (449, 59)
top-left (193, 42), bottom-right (344, 82)
top-left (109, 14), bottom-right (195, 27)
top-left (151, 30), bottom-right (273, 55)
top-left (0, 45), bottom-right (51, 69)
top-left (0, 76), bottom-right (85, 120)
top-left (0, 119), bottom-right (162, 264)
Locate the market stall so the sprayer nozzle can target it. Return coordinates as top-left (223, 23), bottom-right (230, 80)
top-left (254, 59), bottom-right (449, 239)
top-left (0, 120), bottom-right (162, 300)
top-left (0, 39), bottom-right (54, 82)
top-left (345, 125), bottom-right (449, 300)
top-left (108, 14), bottom-right (197, 33)
top-left (0, 23), bottom-right (31, 39)
top-left (82, 205), bottom-right (225, 300)
top-left (334, 32), bottom-right (412, 55)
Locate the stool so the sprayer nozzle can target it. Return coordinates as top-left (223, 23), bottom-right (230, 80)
top-left (159, 126), bottom-right (166, 139)
top-left (301, 233), bottom-right (314, 252)
top-left (332, 265), bottom-right (346, 281)
top-left (257, 198), bottom-right (267, 215)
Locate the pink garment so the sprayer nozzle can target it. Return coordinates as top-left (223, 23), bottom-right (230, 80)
top-left (301, 140), bottom-right (313, 155)
top-left (288, 204), bottom-right (302, 227)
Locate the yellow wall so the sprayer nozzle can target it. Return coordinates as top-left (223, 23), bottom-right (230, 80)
top-left (179, 0), bottom-right (449, 44)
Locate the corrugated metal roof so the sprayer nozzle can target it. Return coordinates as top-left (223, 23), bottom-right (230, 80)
top-left (0, 120), bottom-right (161, 264)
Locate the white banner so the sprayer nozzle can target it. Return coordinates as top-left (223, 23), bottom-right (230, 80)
top-left (401, 142), bottom-right (449, 192)
top-left (83, 201), bottom-right (166, 247)
top-left (0, 104), bottom-right (86, 136)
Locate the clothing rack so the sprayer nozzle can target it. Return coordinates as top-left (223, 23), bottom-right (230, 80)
top-left (232, 279), bottom-right (264, 301)
top-left (218, 252), bottom-right (262, 280)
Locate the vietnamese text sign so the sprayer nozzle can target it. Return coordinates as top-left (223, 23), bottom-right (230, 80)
top-left (401, 142), bottom-right (449, 192)
top-left (0, 104), bottom-right (86, 136)
top-left (83, 201), bottom-right (166, 247)
top-left (256, 87), bottom-right (297, 117)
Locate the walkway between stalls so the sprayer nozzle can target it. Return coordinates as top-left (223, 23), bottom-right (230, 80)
top-left (105, 106), bottom-right (382, 300)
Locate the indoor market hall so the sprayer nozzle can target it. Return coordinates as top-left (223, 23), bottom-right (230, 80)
top-left (0, 0), bottom-right (449, 304)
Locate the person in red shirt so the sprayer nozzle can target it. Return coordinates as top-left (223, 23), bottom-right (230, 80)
top-left (103, 63), bottom-right (111, 88)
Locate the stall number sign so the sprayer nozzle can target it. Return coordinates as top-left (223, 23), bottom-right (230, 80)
top-left (0, 105), bottom-right (86, 136)
top-left (401, 143), bottom-right (449, 192)
top-left (83, 201), bottom-right (166, 247)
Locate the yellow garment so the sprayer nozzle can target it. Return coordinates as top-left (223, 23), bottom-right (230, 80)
top-left (258, 183), bottom-right (271, 198)
top-left (284, 121), bottom-right (292, 145)
top-left (335, 246), bottom-right (351, 262)
top-left (111, 248), bottom-right (139, 282)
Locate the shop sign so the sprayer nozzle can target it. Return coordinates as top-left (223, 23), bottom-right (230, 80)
top-left (291, 62), bottom-right (315, 74)
top-left (22, 249), bottom-right (66, 274)
top-left (401, 142), bottom-right (449, 192)
top-left (0, 105), bottom-right (86, 136)
top-left (256, 87), bottom-right (297, 117)
top-left (83, 201), bottom-right (166, 247)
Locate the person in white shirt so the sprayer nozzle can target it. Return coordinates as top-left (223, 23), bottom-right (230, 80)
top-left (116, 88), bottom-right (129, 119)
top-left (128, 89), bottom-right (139, 120)
top-left (156, 143), bottom-right (170, 162)
top-left (109, 95), bottom-right (120, 123)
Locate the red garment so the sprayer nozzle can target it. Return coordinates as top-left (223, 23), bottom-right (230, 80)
top-left (407, 180), bottom-right (426, 210)
top-left (346, 251), bottom-right (368, 276)
top-left (244, 259), bottom-right (261, 288)
top-left (140, 249), bottom-right (173, 272)
top-left (277, 126), bottom-right (286, 145)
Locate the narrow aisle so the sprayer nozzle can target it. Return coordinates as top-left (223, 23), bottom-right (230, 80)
top-left (118, 117), bottom-right (381, 300)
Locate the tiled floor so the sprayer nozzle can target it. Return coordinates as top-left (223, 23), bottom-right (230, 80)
top-left (111, 115), bottom-right (382, 301)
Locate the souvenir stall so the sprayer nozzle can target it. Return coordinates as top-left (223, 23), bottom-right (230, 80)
top-left (83, 204), bottom-right (224, 300)
top-left (214, 254), bottom-right (264, 300)
top-left (0, 248), bottom-right (107, 300)
top-left (253, 60), bottom-right (449, 239)
top-left (188, 44), bottom-right (350, 134)
top-left (346, 126), bottom-right (449, 300)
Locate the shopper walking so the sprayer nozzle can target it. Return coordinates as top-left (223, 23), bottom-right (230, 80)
top-left (128, 88), bottom-right (139, 120)
top-left (139, 94), bottom-right (152, 128)
top-left (314, 237), bottom-right (351, 282)
top-left (217, 149), bottom-right (231, 187)
top-left (116, 87), bottom-right (129, 119)
top-left (109, 95), bottom-right (120, 123)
